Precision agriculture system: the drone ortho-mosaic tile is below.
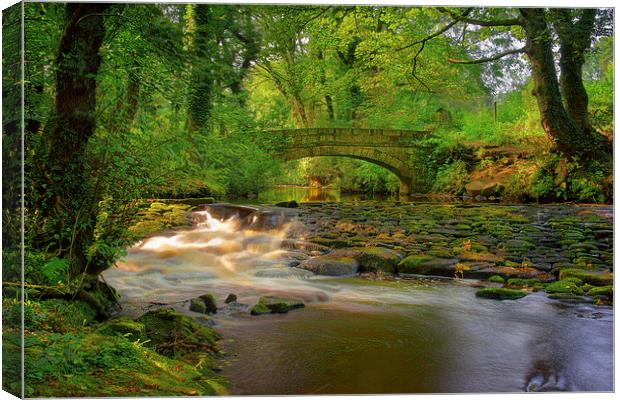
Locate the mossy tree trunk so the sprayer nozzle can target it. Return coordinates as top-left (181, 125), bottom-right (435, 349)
top-left (188, 4), bottom-right (216, 133)
top-left (32, 3), bottom-right (110, 278)
top-left (442, 7), bottom-right (610, 160)
top-left (552, 9), bottom-right (596, 137)
top-left (519, 8), bottom-right (605, 160)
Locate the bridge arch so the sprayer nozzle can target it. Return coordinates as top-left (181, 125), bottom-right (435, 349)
top-left (271, 128), bottom-right (427, 196)
top-left (280, 146), bottom-right (413, 195)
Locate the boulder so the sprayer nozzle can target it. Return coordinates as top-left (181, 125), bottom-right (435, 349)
top-left (250, 296), bottom-right (305, 315)
top-left (189, 298), bottom-right (207, 313)
top-left (331, 247), bottom-right (403, 273)
top-left (135, 308), bottom-right (220, 357)
top-left (298, 255), bottom-right (359, 276)
top-left (558, 269), bottom-right (613, 286)
top-left (475, 288), bottom-right (527, 300)
top-left (199, 293), bottom-right (218, 314)
top-left (397, 255), bottom-right (457, 276)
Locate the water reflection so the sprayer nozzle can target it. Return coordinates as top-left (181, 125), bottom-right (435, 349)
top-left (255, 186), bottom-right (397, 204)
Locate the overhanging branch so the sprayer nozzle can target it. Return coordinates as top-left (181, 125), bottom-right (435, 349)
top-left (396, 8), bottom-right (473, 52)
top-left (437, 7), bottom-right (523, 27)
top-left (448, 46), bottom-right (526, 64)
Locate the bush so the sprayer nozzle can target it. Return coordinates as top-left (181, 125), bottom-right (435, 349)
top-left (432, 160), bottom-right (469, 194)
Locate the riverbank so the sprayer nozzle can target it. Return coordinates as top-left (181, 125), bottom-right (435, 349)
top-left (2, 201), bottom-right (226, 397)
top-left (6, 198), bottom-right (613, 396)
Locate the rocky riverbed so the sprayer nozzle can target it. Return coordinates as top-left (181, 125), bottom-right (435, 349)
top-left (288, 201), bottom-right (613, 304)
top-left (103, 199), bottom-right (614, 394)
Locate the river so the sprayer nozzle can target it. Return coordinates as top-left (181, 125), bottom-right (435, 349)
top-left (102, 190), bottom-right (613, 394)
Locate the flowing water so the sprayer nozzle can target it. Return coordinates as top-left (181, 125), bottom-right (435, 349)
top-left (103, 203), bottom-right (613, 394)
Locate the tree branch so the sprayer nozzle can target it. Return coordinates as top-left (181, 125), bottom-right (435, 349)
top-left (396, 8), bottom-right (473, 51)
top-left (299, 6), bottom-right (332, 30)
top-left (437, 7), bottom-right (523, 27)
top-left (407, 40), bottom-right (432, 92)
top-left (448, 46), bottom-right (526, 64)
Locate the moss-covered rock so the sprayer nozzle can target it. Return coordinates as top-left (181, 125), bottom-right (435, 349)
top-left (298, 255), bottom-right (359, 276)
top-left (250, 296), bottom-right (305, 315)
top-left (488, 275), bottom-right (505, 283)
top-left (475, 288), bottom-right (527, 300)
top-left (250, 303), bottom-right (271, 315)
top-left (189, 298), bottom-right (207, 313)
top-left (199, 293), bottom-right (218, 314)
top-left (135, 308), bottom-right (220, 357)
top-left (75, 278), bottom-right (120, 320)
top-left (397, 255), bottom-right (456, 276)
top-left (559, 269), bottom-right (613, 286)
top-left (506, 278), bottom-right (543, 288)
top-left (310, 237), bottom-right (351, 249)
top-left (96, 317), bottom-right (145, 338)
top-left (545, 280), bottom-right (584, 295)
top-left (331, 247), bottom-right (403, 273)
top-left (588, 285), bottom-right (613, 299)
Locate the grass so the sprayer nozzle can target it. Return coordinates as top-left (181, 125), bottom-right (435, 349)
top-left (2, 298), bottom-right (226, 398)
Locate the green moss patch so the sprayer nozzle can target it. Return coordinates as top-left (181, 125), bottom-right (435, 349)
top-left (588, 285), bottom-right (613, 299)
top-left (332, 247), bottom-right (403, 274)
top-left (488, 275), bottom-right (505, 283)
top-left (135, 308), bottom-right (220, 357)
top-left (559, 268), bottom-right (613, 286)
top-left (475, 288), bottom-right (527, 300)
top-left (22, 330), bottom-right (223, 397)
top-left (397, 255), bottom-right (456, 276)
top-left (251, 296), bottom-right (305, 315)
top-left (545, 280), bottom-right (584, 295)
top-left (128, 202), bottom-right (195, 239)
top-left (3, 298), bottom-right (225, 398)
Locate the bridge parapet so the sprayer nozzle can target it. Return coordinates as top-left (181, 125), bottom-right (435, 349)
top-left (271, 128), bottom-right (430, 148)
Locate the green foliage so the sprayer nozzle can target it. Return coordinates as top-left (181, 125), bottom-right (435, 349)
top-left (3, 250), bottom-right (70, 287)
top-left (432, 160), bottom-right (469, 194)
top-left (584, 35), bottom-right (613, 135)
top-left (407, 135), bottom-right (474, 192)
top-left (2, 297), bottom-right (225, 397)
top-left (41, 257), bottom-right (69, 285)
top-left (528, 155), bottom-right (611, 203)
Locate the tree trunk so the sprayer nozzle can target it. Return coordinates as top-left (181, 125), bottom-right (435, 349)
top-left (34, 3), bottom-right (109, 277)
top-left (317, 49), bottom-right (335, 120)
top-left (519, 8), bottom-right (595, 159)
top-left (291, 93), bottom-right (309, 127)
top-left (553, 9), bottom-right (596, 137)
top-left (188, 4), bottom-right (215, 133)
top-left (337, 37), bottom-right (362, 124)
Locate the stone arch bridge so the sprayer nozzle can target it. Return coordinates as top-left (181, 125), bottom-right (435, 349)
top-left (271, 128), bottom-right (430, 196)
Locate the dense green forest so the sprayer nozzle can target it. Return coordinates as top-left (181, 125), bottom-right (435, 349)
top-left (1, 3), bottom-right (614, 397)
